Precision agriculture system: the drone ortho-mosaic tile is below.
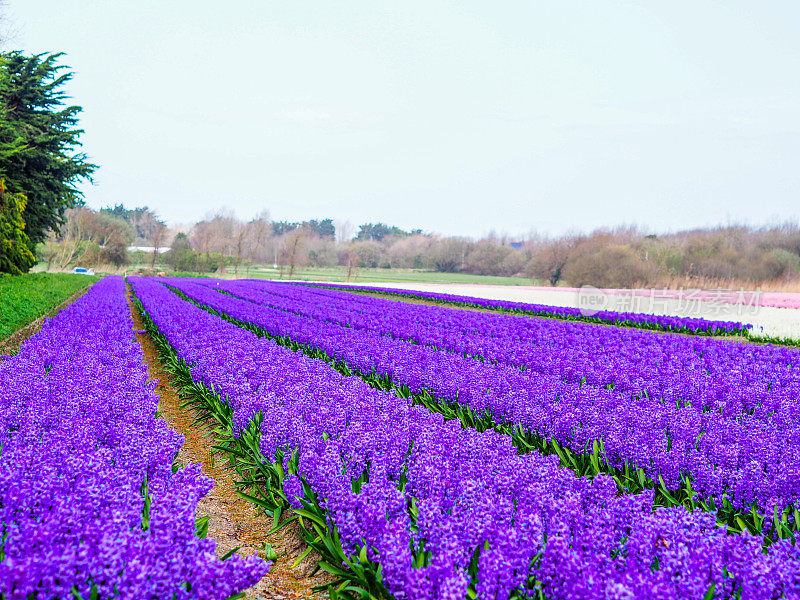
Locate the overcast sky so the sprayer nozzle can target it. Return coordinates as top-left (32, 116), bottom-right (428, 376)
top-left (5, 1), bottom-right (800, 238)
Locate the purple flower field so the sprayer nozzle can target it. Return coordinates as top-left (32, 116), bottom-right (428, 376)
top-left (304, 283), bottom-right (753, 335)
top-left (0, 277), bottom-right (266, 600)
top-left (4, 275), bottom-right (800, 599)
top-left (170, 278), bottom-right (800, 520)
top-left (143, 276), bottom-right (800, 599)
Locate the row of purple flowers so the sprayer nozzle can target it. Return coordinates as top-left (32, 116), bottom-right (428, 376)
top-left (0, 277), bottom-right (266, 599)
top-left (232, 280), bottom-right (799, 423)
top-left (176, 277), bottom-right (800, 521)
top-left (143, 276), bottom-right (800, 599)
top-left (309, 283), bottom-right (752, 334)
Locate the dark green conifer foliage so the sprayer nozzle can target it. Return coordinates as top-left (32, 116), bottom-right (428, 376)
top-left (0, 179), bottom-right (35, 275)
top-left (0, 51), bottom-right (97, 245)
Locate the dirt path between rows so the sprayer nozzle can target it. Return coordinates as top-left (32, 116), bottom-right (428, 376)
top-left (0, 282), bottom-right (95, 358)
top-left (128, 294), bottom-right (332, 600)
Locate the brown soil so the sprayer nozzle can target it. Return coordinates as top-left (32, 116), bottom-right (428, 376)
top-left (0, 283), bottom-right (96, 359)
top-left (127, 293), bottom-right (332, 599)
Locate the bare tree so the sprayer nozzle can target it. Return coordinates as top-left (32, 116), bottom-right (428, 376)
top-left (306, 237), bottom-right (338, 267)
top-left (44, 208), bottom-right (94, 271)
top-left (335, 219), bottom-right (355, 243)
top-left (243, 212), bottom-right (272, 273)
top-left (387, 235), bottom-right (433, 269)
top-left (132, 209), bottom-right (163, 242)
top-left (350, 240), bottom-right (384, 268)
top-left (563, 243), bottom-right (655, 288)
top-left (42, 208), bottom-right (133, 270)
top-left (526, 236), bottom-right (581, 286)
top-left (205, 212), bottom-right (236, 256)
top-left (345, 245), bottom-right (360, 281)
top-left (429, 238), bottom-right (469, 273)
top-left (0, 2), bottom-right (21, 50)
top-left (190, 221), bottom-right (213, 267)
top-left (232, 221), bottom-right (249, 275)
top-left (149, 222), bottom-right (169, 268)
top-left (281, 227), bottom-right (309, 278)
top-left (190, 210), bottom-right (238, 272)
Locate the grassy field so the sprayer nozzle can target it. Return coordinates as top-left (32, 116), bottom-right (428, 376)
top-left (0, 273), bottom-right (100, 340)
top-left (213, 266), bottom-right (536, 286)
top-left (43, 259), bottom-right (536, 285)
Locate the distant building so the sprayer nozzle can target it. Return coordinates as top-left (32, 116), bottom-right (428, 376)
top-left (127, 246), bottom-right (170, 253)
top-left (509, 241), bottom-right (524, 250)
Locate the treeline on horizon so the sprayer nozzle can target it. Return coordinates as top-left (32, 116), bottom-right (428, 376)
top-left (1, 47), bottom-right (797, 290)
top-left (39, 203), bottom-right (800, 290)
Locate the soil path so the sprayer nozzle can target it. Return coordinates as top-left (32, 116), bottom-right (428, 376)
top-left (128, 293), bottom-right (331, 600)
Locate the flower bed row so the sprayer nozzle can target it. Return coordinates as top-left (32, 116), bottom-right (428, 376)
top-left (132, 276), bottom-right (800, 600)
top-left (0, 276), bottom-right (266, 599)
top-left (307, 283), bottom-right (752, 335)
top-left (166, 278), bottom-right (800, 533)
top-left (213, 279), bottom-right (799, 424)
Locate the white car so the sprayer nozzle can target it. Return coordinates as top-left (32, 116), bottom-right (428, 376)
top-left (72, 267), bottom-right (95, 275)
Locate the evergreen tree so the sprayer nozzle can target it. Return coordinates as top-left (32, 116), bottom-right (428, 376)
top-left (100, 204), bottom-right (164, 240)
top-left (272, 219), bottom-right (335, 239)
top-left (272, 220), bottom-right (300, 236)
top-left (356, 222), bottom-right (411, 242)
top-left (165, 232), bottom-right (198, 272)
top-left (0, 64), bottom-right (25, 165)
top-left (0, 178), bottom-right (35, 274)
top-left (0, 51), bottom-right (96, 245)
top-left (308, 218), bottom-right (335, 240)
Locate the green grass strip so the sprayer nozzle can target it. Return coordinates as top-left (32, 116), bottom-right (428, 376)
top-left (0, 273), bottom-right (100, 340)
